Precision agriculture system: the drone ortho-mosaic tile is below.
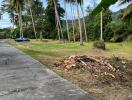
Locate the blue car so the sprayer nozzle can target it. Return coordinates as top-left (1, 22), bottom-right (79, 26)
top-left (15, 37), bottom-right (30, 42)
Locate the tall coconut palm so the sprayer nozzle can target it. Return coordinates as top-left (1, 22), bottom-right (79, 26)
top-left (70, 0), bottom-right (76, 42)
top-left (27, 0), bottom-right (37, 39)
top-left (75, 0), bottom-right (83, 45)
top-left (2, 0), bottom-right (16, 36)
top-left (72, 2), bottom-right (77, 30)
top-left (80, 0), bottom-right (88, 42)
top-left (66, 0), bottom-right (83, 45)
top-left (6, 0), bottom-right (24, 38)
top-left (53, 0), bottom-right (64, 41)
top-left (65, 0), bottom-right (76, 42)
top-left (64, 0), bottom-right (70, 42)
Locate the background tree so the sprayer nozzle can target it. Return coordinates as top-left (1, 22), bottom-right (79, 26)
top-left (3, 0), bottom-right (24, 37)
top-left (86, 6), bottom-right (113, 41)
top-left (45, 0), bottom-right (65, 39)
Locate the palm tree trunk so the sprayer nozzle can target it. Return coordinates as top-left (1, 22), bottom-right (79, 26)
top-left (100, 11), bottom-right (103, 41)
top-left (57, 21), bottom-right (61, 41)
top-left (13, 15), bottom-right (16, 38)
top-left (75, 0), bottom-right (83, 45)
top-left (19, 8), bottom-right (23, 37)
top-left (70, 1), bottom-right (75, 42)
top-left (39, 32), bottom-right (43, 40)
top-left (73, 3), bottom-right (76, 28)
top-left (30, 8), bottom-right (37, 39)
top-left (64, 0), bottom-right (70, 42)
top-left (28, 0), bottom-right (37, 39)
top-left (56, 20), bottom-right (61, 41)
top-left (53, 0), bottom-right (64, 41)
top-left (80, 0), bottom-right (87, 42)
top-left (20, 7), bottom-right (24, 37)
top-left (55, 17), bottom-right (61, 41)
top-left (18, 14), bottom-right (21, 37)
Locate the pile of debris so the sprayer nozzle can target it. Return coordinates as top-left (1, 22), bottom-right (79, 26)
top-left (54, 55), bottom-right (116, 78)
top-left (54, 55), bottom-right (132, 86)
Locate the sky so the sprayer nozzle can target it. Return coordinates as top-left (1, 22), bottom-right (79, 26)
top-left (0, 0), bottom-right (130, 28)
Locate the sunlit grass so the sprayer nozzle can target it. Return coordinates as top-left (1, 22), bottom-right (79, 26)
top-left (8, 39), bottom-right (132, 61)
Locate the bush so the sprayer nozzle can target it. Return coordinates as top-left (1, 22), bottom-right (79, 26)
top-left (93, 41), bottom-right (106, 50)
top-left (126, 35), bottom-right (132, 42)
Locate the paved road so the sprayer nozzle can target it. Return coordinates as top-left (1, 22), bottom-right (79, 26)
top-left (0, 40), bottom-right (95, 100)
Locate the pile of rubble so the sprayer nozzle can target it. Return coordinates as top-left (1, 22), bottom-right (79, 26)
top-left (54, 55), bottom-right (116, 78)
top-left (54, 55), bottom-right (132, 87)
top-left (54, 55), bottom-right (132, 86)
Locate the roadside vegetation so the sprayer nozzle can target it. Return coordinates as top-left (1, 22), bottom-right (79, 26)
top-left (1, 0), bottom-right (132, 100)
top-left (9, 40), bottom-right (132, 100)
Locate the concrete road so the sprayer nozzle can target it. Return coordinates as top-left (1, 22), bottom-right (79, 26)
top-left (0, 40), bottom-right (95, 100)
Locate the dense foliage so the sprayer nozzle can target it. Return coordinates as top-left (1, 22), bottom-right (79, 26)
top-left (85, 6), bottom-right (132, 42)
top-left (0, 0), bottom-right (131, 43)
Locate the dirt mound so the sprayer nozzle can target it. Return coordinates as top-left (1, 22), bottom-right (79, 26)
top-left (54, 55), bottom-right (132, 87)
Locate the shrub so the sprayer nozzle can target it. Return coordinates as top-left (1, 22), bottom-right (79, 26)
top-left (93, 41), bottom-right (106, 50)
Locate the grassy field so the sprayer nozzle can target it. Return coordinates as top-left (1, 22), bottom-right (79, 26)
top-left (8, 39), bottom-right (132, 100)
top-left (9, 39), bottom-right (132, 61)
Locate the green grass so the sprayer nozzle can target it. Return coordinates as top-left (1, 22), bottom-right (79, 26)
top-left (8, 39), bottom-right (132, 66)
top-left (8, 40), bottom-right (132, 61)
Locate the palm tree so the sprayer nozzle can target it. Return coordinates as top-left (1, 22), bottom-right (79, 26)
top-left (80, 0), bottom-right (88, 42)
top-left (75, 0), bottom-right (83, 45)
top-left (27, 0), bottom-right (37, 39)
top-left (53, 0), bottom-right (64, 41)
top-left (19, 7), bottom-right (23, 37)
top-left (64, 0), bottom-right (70, 42)
top-left (5, 0), bottom-right (24, 38)
top-left (56, 21), bottom-right (61, 41)
top-left (69, 0), bottom-right (76, 42)
top-left (66, 0), bottom-right (83, 45)
top-left (2, 0), bottom-right (16, 36)
top-left (65, 0), bottom-right (76, 42)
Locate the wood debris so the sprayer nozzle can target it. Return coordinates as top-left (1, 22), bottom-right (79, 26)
top-left (54, 55), bottom-right (116, 78)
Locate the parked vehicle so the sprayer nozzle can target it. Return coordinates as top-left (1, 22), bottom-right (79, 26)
top-left (15, 37), bottom-right (30, 42)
